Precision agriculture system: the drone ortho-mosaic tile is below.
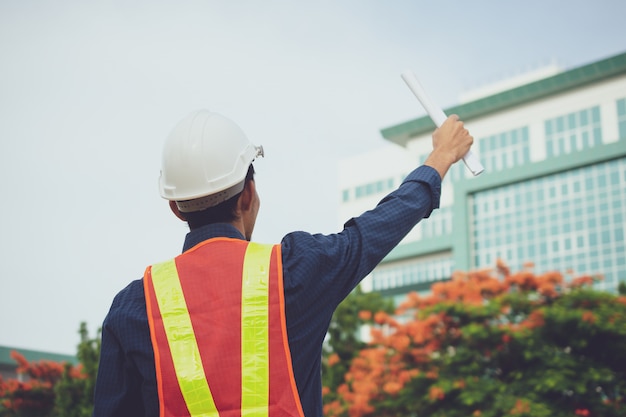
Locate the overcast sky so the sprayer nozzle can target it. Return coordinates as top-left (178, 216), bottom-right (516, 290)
top-left (1, 1), bottom-right (625, 355)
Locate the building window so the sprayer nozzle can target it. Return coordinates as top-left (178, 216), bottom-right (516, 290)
top-left (478, 126), bottom-right (529, 172)
top-left (342, 189), bottom-right (350, 202)
top-left (372, 254), bottom-right (454, 292)
top-left (471, 157), bottom-right (626, 292)
top-left (618, 98), bottom-right (626, 140)
top-left (417, 206), bottom-right (453, 239)
top-left (545, 106), bottom-right (602, 157)
top-left (351, 176), bottom-right (398, 201)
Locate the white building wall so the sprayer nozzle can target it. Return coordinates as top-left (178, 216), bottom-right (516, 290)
top-left (337, 143), bottom-right (418, 229)
top-left (338, 73), bottom-right (626, 260)
top-left (457, 76), bottom-right (626, 163)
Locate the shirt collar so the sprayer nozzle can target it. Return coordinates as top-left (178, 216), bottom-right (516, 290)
top-left (182, 223), bottom-right (245, 252)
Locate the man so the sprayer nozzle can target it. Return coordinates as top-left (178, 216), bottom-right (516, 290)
top-left (93, 109), bottom-right (473, 417)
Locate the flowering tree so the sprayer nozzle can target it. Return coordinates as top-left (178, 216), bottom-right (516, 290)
top-left (0, 351), bottom-right (67, 416)
top-left (0, 323), bottom-right (99, 417)
top-left (324, 262), bottom-right (626, 417)
top-left (322, 286), bottom-right (394, 407)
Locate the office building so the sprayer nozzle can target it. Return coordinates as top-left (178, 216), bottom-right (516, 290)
top-left (339, 52), bottom-right (626, 304)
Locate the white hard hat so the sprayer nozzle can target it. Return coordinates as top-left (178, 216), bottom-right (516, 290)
top-left (159, 110), bottom-right (263, 212)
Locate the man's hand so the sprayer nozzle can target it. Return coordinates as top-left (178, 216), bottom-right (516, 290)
top-left (424, 115), bottom-right (473, 179)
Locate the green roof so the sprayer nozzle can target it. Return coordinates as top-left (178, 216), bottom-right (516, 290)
top-left (381, 52), bottom-right (626, 146)
top-left (0, 345), bottom-right (77, 367)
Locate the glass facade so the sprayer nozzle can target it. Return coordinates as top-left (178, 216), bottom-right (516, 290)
top-left (417, 206), bottom-right (452, 238)
top-left (545, 106), bottom-right (602, 157)
top-left (478, 126), bottom-right (530, 172)
top-left (618, 98), bottom-right (626, 139)
top-left (471, 157), bottom-right (626, 291)
top-left (371, 254), bottom-right (454, 291)
top-left (346, 64), bottom-right (626, 301)
top-left (343, 177), bottom-right (396, 202)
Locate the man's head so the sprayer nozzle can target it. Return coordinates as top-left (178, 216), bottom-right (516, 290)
top-left (169, 164), bottom-right (260, 239)
top-left (159, 110), bottom-right (263, 239)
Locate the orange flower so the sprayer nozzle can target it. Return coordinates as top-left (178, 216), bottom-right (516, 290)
top-left (327, 353), bottom-right (340, 367)
top-left (374, 311), bottom-right (389, 325)
top-left (473, 411), bottom-right (482, 417)
top-left (510, 399), bottom-right (530, 414)
top-left (383, 381), bottom-right (403, 395)
top-left (537, 283), bottom-right (558, 298)
top-left (496, 258), bottom-right (510, 277)
top-left (358, 310), bottom-right (372, 321)
top-left (323, 400), bottom-right (343, 416)
top-left (570, 275), bottom-right (595, 288)
top-left (389, 334), bottom-right (411, 352)
top-left (538, 271), bottom-right (564, 285)
top-left (521, 310), bottom-right (545, 329)
top-left (369, 327), bottom-right (384, 343)
top-left (582, 311), bottom-right (596, 324)
top-left (428, 386), bottom-right (445, 401)
top-left (352, 379), bottom-right (378, 396)
top-left (396, 370), bottom-right (413, 384)
top-left (348, 393), bottom-right (374, 417)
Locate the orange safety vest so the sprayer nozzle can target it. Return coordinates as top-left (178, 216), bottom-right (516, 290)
top-left (143, 238), bottom-right (305, 417)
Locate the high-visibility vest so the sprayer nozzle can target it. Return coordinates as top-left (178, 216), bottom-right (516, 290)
top-left (143, 237), bottom-right (305, 417)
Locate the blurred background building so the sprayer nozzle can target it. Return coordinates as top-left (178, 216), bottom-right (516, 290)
top-left (339, 52), bottom-right (626, 305)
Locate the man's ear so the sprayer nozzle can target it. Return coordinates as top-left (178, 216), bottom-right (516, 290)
top-left (238, 180), bottom-right (256, 212)
top-left (169, 200), bottom-right (187, 221)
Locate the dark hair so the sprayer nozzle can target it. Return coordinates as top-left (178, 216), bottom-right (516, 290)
top-left (181, 165), bottom-right (255, 230)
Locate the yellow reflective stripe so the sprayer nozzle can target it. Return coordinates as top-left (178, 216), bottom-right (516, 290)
top-left (151, 259), bottom-right (219, 417)
top-left (240, 243), bottom-right (273, 417)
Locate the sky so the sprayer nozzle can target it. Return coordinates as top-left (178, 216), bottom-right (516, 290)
top-left (1, 0), bottom-right (625, 355)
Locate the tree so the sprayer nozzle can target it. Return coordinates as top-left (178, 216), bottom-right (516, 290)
top-left (322, 285), bottom-right (394, 407)
top-left (52, 323), bottom-right (100, 417)
top-left (327, 262), bottom-right (626, 417)
top-left (0, 352), bottom-right (65, 417)
top-left (0, 323), bottom-right (100, 417)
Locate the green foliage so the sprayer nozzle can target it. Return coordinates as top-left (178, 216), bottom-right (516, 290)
top-left (327, 266), bottom-right (626, 417)
top-left (52, 323), bottom-right (101, 417)
top-left (322, 285), bottom-right (394, 403)
top-left (0, 351), bottom-right (63, 417)
top-left (405, 288), bottom-right (626, 417)
top-left (0, 323), bottom-right (101, 417)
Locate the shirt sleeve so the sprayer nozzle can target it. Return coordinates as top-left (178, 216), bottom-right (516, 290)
top-left (281, 164), bottom-right (441, 307)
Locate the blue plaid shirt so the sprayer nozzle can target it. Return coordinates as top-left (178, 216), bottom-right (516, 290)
top-left (93, 165), bottom-right (441, 417)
